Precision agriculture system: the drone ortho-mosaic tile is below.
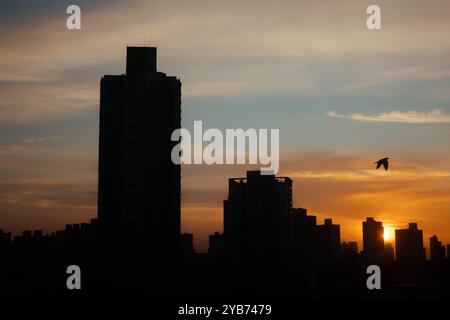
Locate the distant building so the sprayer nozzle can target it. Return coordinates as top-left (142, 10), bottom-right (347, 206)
top-left (395, 223), bottom-right (425, 266)
top-left (341, 241), bottom-right (358, 255)
top-left (362, 217), bottom-right (384, 257)
top-left (447, 245), bottom-right (450, 259)
top-left (224, 170), bottom-right (293, 266)
top-left (292, 208), bottom-right (318, 268)
top-left (317, 218), bottom-right (340, 263)
top-left (98, 47), bottom-right (181, 283)
top-left (430, 235), bottom-right (445, 262)
top-left (0, 230), bottom-right (11, 257)
top-left (208, 232), bottom-right (224, 259)
top-left (0, 229), bottom-right (11, 246)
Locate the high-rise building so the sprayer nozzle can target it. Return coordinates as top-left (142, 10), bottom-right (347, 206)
top-left (292, 208), bottom-right (318, 268)
top-left (395, 223), bottom-right (425, 266)
top-left (224, 171), bottom-right (293, 266)
top-left (98, 47), bottom-right (181, 283)
top-left (430, 235), bottom-right (445, 262)
top-left (362, 217), bottom-right (384, 257)
top-left (317, 218), bottom-right (340, 263)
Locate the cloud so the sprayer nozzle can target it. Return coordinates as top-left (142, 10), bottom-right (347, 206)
top-left (335, 66), bottom-right (450, 93)
top-left (23, 137), bottom-right (43, 144)
top-left (0, 81), bottom-right (98, 123)
top-left (286, 169), bottom-right (450, 181)
top-left (327, 108), bottom-right (450, 123)
top-left (3, 0), bottom-right (450, 122)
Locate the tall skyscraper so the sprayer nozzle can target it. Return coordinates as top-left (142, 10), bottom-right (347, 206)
top-left (98, 47), bottom-right (181, 283)
top-left (395, 223), bottom-right (425, 266)
top-left (362, 217), bottom-right (384, 257)
top-left (224, 171), bottom-right (293, 266)
top-left (430, 235), bottom-right (445, 262)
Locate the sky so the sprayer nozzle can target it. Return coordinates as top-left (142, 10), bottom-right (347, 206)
top-left (0, 0), bottom-right (449, 253)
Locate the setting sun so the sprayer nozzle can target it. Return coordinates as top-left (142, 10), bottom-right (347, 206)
top-left (384, 227), bottom-right (394, 241)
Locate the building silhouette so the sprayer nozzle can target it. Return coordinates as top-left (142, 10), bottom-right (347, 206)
top-left (180, 233), bottom-right (195, 264)
top-left (224, 171), bottom-right (292, 266)
top-left (98, 47), bottom-right (181, 284)
top-left (362, 217), bottom-right (384, 258)
top-left (0, 229), bottom-right (11, 253)
top-left (208, 232), bottom-right (225, 259)
top-left (292, 208), bottom-right (318, 268)
top-left (317, 218), bottom-right (340, 263)
top-left (447, 245), bottom-right (450, 260)
top-left (341, 241), bottom-right (358, 255)
top-left (384, 243), bottom-right (395, 261)
top-left (395, 223), bottom-right (425, 266)
top-left (430, 235), bottom-right (445, 262)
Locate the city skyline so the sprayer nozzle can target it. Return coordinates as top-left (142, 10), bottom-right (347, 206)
top-left (2, 164), bottom-right (449, 261)
top-left (0, 0), bottom-right (450, 254)
top-left (3, 165), bottom-right (448, 298)
top-left (1, 45), bottom-right (449, 299)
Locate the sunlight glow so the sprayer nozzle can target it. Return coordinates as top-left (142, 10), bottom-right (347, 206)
top-left (384, 227), bottom-right (394, 241)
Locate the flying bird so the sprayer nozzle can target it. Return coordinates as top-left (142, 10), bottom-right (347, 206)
top-left (375, 157), bottom-right (389, 171)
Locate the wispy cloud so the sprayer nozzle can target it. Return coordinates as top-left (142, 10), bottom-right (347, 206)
top-left (286, 169), bottom-right (450, 181)
top-left (3, 0), bottom-right (450, 122)
top-left (0, 82), bottom-right (98, 123)
top-left (335, 66), bottom-right (450, 93)
top-left (327, 108), bottom-right (450, 124)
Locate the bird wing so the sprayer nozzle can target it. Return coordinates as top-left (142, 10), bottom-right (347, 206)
top-left (383, 160), bottom-right (389, 171)
top-left (376, 161), bottom-right (382, 169)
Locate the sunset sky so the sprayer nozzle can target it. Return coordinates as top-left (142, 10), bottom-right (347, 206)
top-left (0, 0), bottom-right (449, 253)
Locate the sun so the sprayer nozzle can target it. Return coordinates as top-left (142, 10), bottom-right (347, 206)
top-left (384, 227), bottom-right (394, 241)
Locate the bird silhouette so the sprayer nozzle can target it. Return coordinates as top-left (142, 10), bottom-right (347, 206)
top-left (375, 157), bottom-right (389, 171)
